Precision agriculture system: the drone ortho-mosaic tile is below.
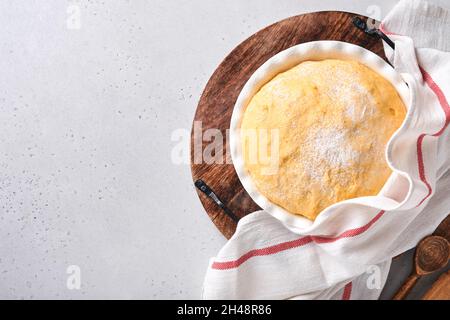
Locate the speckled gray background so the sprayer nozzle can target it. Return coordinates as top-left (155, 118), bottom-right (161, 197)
top-left (0, 0), bottom-right (448, 299)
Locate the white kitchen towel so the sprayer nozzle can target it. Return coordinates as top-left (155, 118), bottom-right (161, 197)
top-left (202, 0), bottom-right (450, 300)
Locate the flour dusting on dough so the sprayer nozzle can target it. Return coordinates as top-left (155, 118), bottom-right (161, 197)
top-left (335, 82), bottom-right (376, 123)
top-left (302, 126), bottom-right (360, 186)
top-left (315, 66), bottom-right (378, 123)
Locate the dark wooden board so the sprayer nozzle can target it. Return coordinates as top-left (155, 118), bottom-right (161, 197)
top-left (422, 270), bottom-right (450, 300)
top-left (190, 11), bottom-right (387, 239)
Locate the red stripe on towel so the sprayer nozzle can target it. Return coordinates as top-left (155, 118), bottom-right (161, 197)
top-left (420, 67), bottom-right (450, 135)
top-left (414, 66), bottom-right (450, 206)
top-left (342, 282), bottom-right (353, 300)
top-left (413, 61), bottom-right (450, 206)
top-left (211, 236), bottom-right (313, 270)
top-left (211, 211), bottom-right (385, 270)
top-left (311, 210), bottom-right (385, 243)
top-left (379, 25), bottom-right (450, 207)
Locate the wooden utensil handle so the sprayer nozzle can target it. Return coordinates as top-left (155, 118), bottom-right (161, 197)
top-left (422, 270), bottom-right (450, 300)
top-left (393, 274), bottom-right (420, 300)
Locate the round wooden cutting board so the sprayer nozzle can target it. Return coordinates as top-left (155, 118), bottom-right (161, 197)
top-left (190, 11), bottom-right (387, 239)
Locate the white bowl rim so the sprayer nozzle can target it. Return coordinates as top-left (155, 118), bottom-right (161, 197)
top-left (229, 40), bottom-right (411, 230)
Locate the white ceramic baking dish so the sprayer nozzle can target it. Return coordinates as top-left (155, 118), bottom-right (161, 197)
top-left (229, 40), bottom-right (410, 229)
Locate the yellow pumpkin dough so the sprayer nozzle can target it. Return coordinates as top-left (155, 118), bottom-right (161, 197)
top-left (241, 59), bottom-right (406, 220)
